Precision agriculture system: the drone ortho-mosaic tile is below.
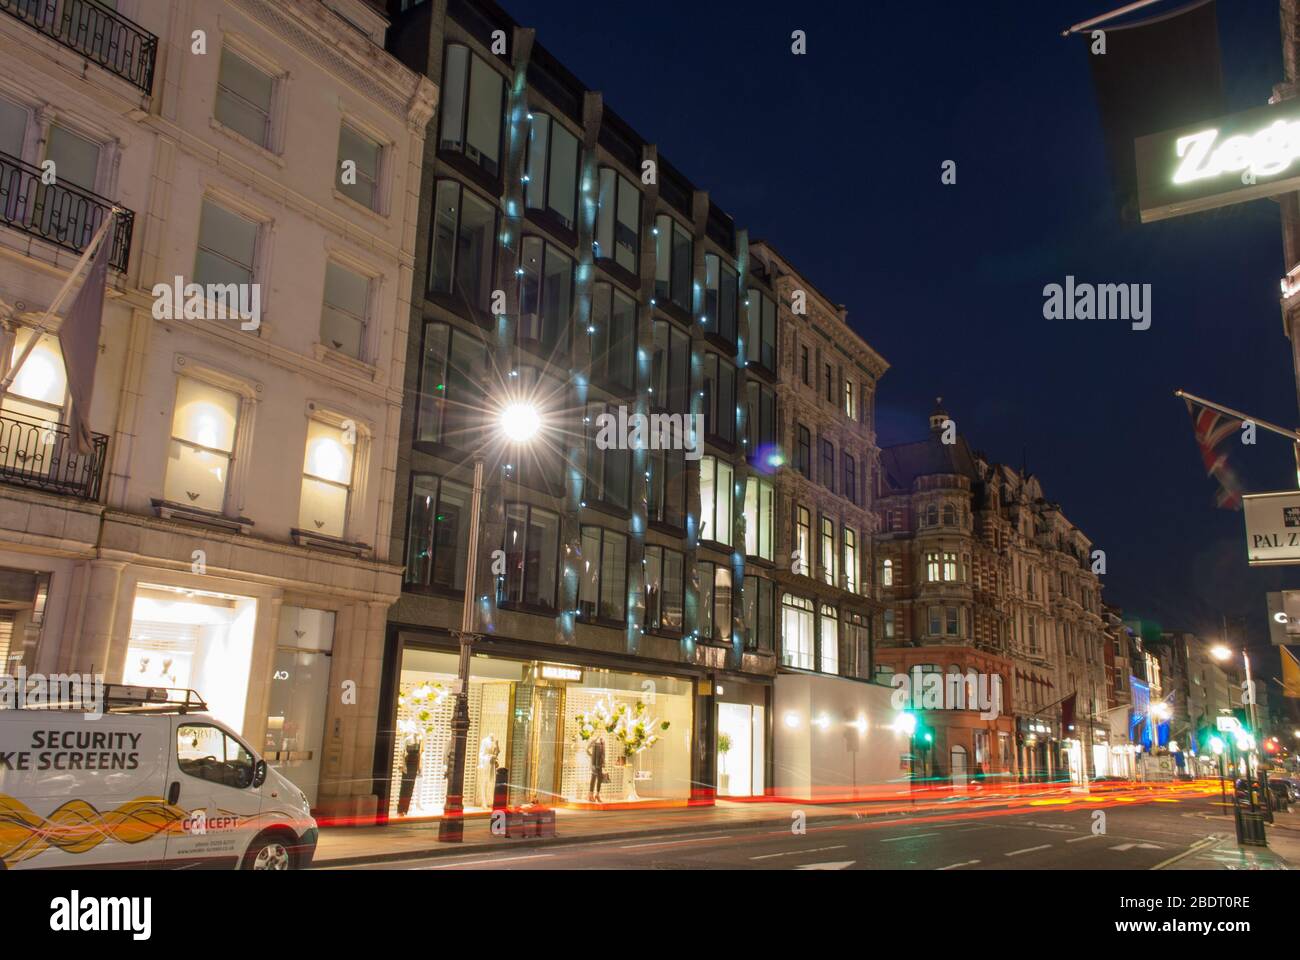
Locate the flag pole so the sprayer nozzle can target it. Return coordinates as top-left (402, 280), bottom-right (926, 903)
top-left (1061, 0), bottom-right (1169, 37)
top-left (1175, 389), bottom-right (1300, 443)
top-left (0, 208), bottom-right (119, 400)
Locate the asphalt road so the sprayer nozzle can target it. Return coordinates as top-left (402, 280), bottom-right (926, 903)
top-left (329, 794), bottom-right (1287, 870)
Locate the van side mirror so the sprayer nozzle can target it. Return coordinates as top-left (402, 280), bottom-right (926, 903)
top-left (253, 760), bottom-right (268, 789)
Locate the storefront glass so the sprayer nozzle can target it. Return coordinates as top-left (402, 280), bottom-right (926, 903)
top-left (716, 701), bottom-right (765, 797)
top-left (388, 648), bottom-right (694, 817)
top-left (264, 606), bottom-right (335, 806)
top-left (123, 584), bottom-right (257, 734)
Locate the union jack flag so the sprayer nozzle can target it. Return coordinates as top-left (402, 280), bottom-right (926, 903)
top-left (1184, 397), bottom-right (1243, 510)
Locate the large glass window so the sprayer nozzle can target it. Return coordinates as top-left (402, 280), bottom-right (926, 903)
top-left (2, 330), bottom-right (66, 434)
top-left (651, 320), bottom-right (690, 414)
top-left (743, 575), bottom-right (775, 652)
top-left (405, 474), bottom-right (472, 592)
top-left (321, 262), bottom-right (370, 359)
top-left (844, 611), bottom-right (869, 679)
top-left (703, 253), bottom-right (738, 345)
top-left (842, 453), bottom-right (857, 506)
top-left (164, 378), bottom-right (239, 512)
top-left (579, 527), bottom-right (627, 623)
top-left (337, 124), bottom-right (382, 210)
top-left (697, 561), bottom-right (732, 642)
top-left (519, 236), bottom-right (573, 358)
top-left (794, 506), bottom-right (811, 577)
top-left (699, 456), bottom-right (733, 546)
top-left (819, 604), bottom-right (839, 675)
top-left (439, 44), bottom-right (504, 177)
top-left (215, 49), bottom-right (273, 148)
top-left (513, 366), bottom-right (565, 496)
top-left (590, 282), bottom-right (635, 394)
top-left (648, 448), bottom-right (686, 529)
top-left (654, 214), bottom-right (692, 312)
top-left (819, 516), bottom-right (835, 587)
top-left (525, 113), bottom-right (579, 229)
top-left (703, 352), bottom-right (736, 444)
top-left (843, 528), bottom-right (858, 593)
top-left (943, 551), bottom-right (958, 582)
top-left (428, 180), bottom-right (497, 310)
top-left (743, 477), bottom-right (774, 561)
top-left (781, 594), bottom-right (814, 670)
top-left (596, 167), bottom-right (640, 272)
top-left (501, 504), bottom-right (560, 611)
top-left (744, 382), bottom-right (776, 457)
top-left (926, 552), bottom-right (940, 582)
top-left (299, 419), bottom-right (354, 539)
top-left (584, 402), bottom-right (630, 510)
top-left (416, 321), bottom-right (488, 448)
top-left (745, 289), bottom-right (777, 373)
top-left (645, 545), bottom-right (684, 632)
top-left (820, 438), bottom-right (835, 493)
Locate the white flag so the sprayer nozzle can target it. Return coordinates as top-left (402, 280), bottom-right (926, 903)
top-left (58, 218), bottom-right (113, 456)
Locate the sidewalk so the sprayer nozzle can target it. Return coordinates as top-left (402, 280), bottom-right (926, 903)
top-left (1161, 800), bottom-right (1300, 869)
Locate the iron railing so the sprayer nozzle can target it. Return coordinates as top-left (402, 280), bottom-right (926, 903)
top-left (0, 149), bottom-right (133, 270)
top-left (0, 0), bottom-right (157, 94)
top-left (0, 411), bottom-right (107, 500)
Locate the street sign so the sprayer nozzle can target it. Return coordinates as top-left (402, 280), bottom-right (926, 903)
top-left (1216, 716), bottom-right (1241, 733)
top-left (1135, 101), bottom-right (1300, 223)
top-left (1265, 591), bottom-right (1300, 645)
top-left (1242, 491), bottom-right (1300, 566)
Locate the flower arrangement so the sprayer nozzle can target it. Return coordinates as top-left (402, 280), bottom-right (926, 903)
top-left (398, 681), bottom-right (447, 735)
top-left (574, 698), bottom-right (670, 761)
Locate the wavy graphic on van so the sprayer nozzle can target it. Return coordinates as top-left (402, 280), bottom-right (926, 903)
top-left (0, 793), bottom-right (187, 866)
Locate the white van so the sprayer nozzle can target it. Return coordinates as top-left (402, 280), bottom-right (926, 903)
top-left (0, 685), bottom-right (318, 870)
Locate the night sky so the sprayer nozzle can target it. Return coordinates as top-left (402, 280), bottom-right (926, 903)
top-left (497, 0), bottom-right (1295, 673)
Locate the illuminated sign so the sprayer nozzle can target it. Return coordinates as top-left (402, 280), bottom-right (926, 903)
top-left (539, 664), bottom-right (582, 682)
top-left (1266, 590), bottom-right (1300, 645)
top-left (1242, 491), bottom-right (1300, 566)
top-left (1135, 102), bottom-right (1300, 223)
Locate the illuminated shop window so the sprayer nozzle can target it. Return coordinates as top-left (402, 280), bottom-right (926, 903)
top-left (164, 378), bottom-right (239, 512)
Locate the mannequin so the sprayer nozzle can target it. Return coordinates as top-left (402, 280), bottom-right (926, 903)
top-left (477, 734), bottom-right (500, 808)
top-left (398, 732), bottom-right (421, 816)
top-left (586, 734), bottom-right (606, 803)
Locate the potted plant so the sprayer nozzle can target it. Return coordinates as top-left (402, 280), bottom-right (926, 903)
top-left (717, 732), bottom-right (732, 795)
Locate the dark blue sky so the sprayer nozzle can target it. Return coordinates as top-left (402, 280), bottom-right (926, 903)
top-left (500, 0), bottom-right (1295, 663)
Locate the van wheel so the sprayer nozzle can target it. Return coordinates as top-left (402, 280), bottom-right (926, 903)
top-left (243, 832), bottom-right (295, 871)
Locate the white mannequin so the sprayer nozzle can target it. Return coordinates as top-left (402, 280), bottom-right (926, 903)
top-left (477, 734), bottom-right (500, 808)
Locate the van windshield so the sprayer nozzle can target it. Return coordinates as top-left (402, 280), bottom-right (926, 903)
top-left (177, 724), bottom-right (256, 790)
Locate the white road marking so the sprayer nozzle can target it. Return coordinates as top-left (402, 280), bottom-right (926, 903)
top-left (881, 832), bottom-right (940, 843)
top-left (794, 860), bottom-right (855, 870)
top-left (1066, 834), bottom-right (1100, 843)
top-left (1004, 844), bottom-right (1051, 857)
top-left (750, 845), bottom-right (847, 861)
top-left (619, 834), bottom-right (730, 850)
top-left (1110, 842), bottom-right (1163, 851)
top-left (419, 853), bottom-right (554, 869)
top-left (937, 859), bottom-right (981, 870)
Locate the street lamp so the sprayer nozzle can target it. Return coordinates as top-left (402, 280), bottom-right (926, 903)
top-left (438, 400), bottom-right (542, 843)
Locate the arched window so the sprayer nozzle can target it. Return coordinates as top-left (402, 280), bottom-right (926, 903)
top-left (881, 558), bottom-right (893, 586)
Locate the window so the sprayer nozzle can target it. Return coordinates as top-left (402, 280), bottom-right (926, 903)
top-left (519, 236), bottom-right (573, 357)
top-left (843, 528), bottom-right (858, 593)
top-left (925, 504), bottom-right (938, 526)
top-left (2, 330), bottom-right (66, 428)
top-left (820, 438), bottom-right (835, 492)
top-left (703, 353), bottom-right (736, 444)
top-left (647, 448), bottom-right (686, 528)
top-left (195, 199), bottom-right (257, 301)
top-left (884, 609), bottom-right (895, 639)
top-left (823, 363), bottom-right (833, 403)
top-left (513, 366), bottom-right (564, 496)
top-left (299, 418), bottom-right (355, 539)
top-left (579, 527), bottom-right (627, 622)
top-left (703, 253), bottom-right (738, 345)
top-left (651, 320), bottom-right (690, 413)
top-left (584, 402), bottom-right (630, 510)
top-left (794, 506), bottom-right (811, 576)
top-left (744, 382), bottom-right (777, 457)
top-left (439, 44), bottom-right (504, 177)
top-left (881, 558), bottom-right (893, 587)
top-left (796, 425), bottom-right (812, 479)
top-left (590, 283), bottom-right (635, 393)
top-left (321, 262), bottom-right (370, 359)
top-left (928, 606), bottom-right (942, 636)
top-left (943, 503), bottom-right (956, 526)
top-left (800, 345), bottom-right (809, 385)
top-left (844, 379), bottom-right (855, 420)
top-left (595, 167), bottom-right (639, 271)
top-left (697, 561), bottom-right (732, 642)
top-left (500, 503), bottom-right (559, 611)
top-left (781, 594), bottom-right (814, 670)
top-left (337, 124), bottom-right (382, 210)
top-left (405, 474), bottom-right (472, 592)
top-left (943, 552), bottom-right (958, 582)
top-left (416, 321), bottom-right (488, 447)
top-left (654, 214), bottom-right (692, 312)
top-left (164, 378), bottom-right (239, 512)
top-left (0, 97), bottom-right (27, 158)
top-left (745, 290), bottom-right (777, 372)
top-left (428, 180), bottom-right (497, 309)
top-left (645, 545), bottom-right (684, 632)
top-left (842, 453), bottom-right (856, 506)
top-left (525, 114), bottom-right (579, 229)
top-left (819, 603), bottom-right (839, 675)
top-left (743, 576), bottom-right (775, 652)
top-left (926, 552), bottom-right (940, 582)
top-left (819, 516), bottom-right (835, 586)
top-left (946, 606), bottom-right (960, 637)
top-left (177, 724), bottom-right (254, 789)
top-left (699, 456), bottom-right (733, 546)
top-left (215, 49), bottom-right (274, 148)
top-left (743, 477), bottom-right (774, 561)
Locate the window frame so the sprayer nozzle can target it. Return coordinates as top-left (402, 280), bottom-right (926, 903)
top-left (595, 165), bottom-right (640, 274)
top-left (426, 178), bottom-right (499, 313)
top-left (644, 543), bottom-right (685, 635)
top-left (499, 502), bottom-right (561, 614)
top-left (438, 42), bottom-right (506, 182)
top-left (525, 112), bottom-right (580, 232)
top-left (404, 472), bottom-right (473, 596)
top-left (653, 214), bottom-right (693, 316)
top-left (578, 525), bottom-right (628, 625)
top-left (698, 455), bottom-right (734, 548)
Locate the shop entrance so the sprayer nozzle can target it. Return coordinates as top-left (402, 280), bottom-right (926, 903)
top-left (715, 701), bottom-right (765, 797)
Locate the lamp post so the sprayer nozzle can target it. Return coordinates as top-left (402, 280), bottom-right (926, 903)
top-left (438, 401), bottom-right (541, 843)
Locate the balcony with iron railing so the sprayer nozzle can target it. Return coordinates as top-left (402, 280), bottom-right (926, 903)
top-left (0, 411), bottom-right (107, 500)
top-left (0, 0), bottom-right (157, 95)
top-left (0, 149), bottom-right (134, 270)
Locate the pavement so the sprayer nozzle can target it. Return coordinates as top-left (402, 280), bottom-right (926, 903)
top-left (309, 779), bottom-right (1300, 870)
